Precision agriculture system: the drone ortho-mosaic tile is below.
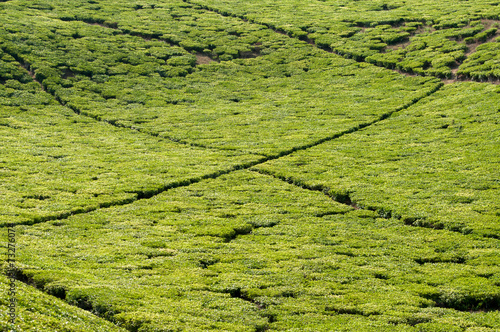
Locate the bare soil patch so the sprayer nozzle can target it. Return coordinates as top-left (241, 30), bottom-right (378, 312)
top-left (196, 53), bottom-right (215, 65)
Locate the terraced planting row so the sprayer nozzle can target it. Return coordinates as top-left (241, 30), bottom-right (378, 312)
top-left (0, 47), bottom-right (260, 226)
top-left (256, 82), bottom-right (500, 238)
top-left (0, 2), bottom-right (441, 156)
top-left (0, 275), bottom-right (127, 331)
top-left (186, 0), bottom-right (500, 81)
top-left (0, 2), bottom-right (442, 225)
top-left (1, 0), bottom-right (499, 331)
top-left (3, 171), bottom-right (500, 331)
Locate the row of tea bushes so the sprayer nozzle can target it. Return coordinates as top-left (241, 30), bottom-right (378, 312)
top-left (186, 0), bottom-right (500, 33)
top-left (0, 275), bottom-right (127, 331)
top-left (3, 0), bottom-right (284, 62)
top-left (255, 82), bottom-right (500, 237)
top-left (365, 21), bottom-right (500, 79)
top-left (186, 0), bottom-right (500, 80)
top-left (0, 51), bottom-right (258, 226)
top-left (1, 2), bottom-right (498, 331)
top-left (9, 170), bottom-right (500, 331)
top-left (458, 40), bottom-right (500, 81)
top-left (0, 7), bottom-right (442, 156)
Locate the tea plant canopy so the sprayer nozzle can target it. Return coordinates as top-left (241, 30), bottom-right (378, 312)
top-left (1, 0), bottom-right (499, 331)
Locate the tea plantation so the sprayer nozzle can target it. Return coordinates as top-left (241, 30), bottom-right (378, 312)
top-left (1, 0), bottom-right (499, 331)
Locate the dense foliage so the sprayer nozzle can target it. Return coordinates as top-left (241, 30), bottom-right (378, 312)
top-left (187, 0), bottom-right (500, 80)
top-left (0, 5), bottom-right (440, 155)
top-left (10, 171), bottom-right (500, 331)
top-left (1, 0), bottom-right (499, 331)
top-left (0, 275), bottom-right (127, 331)
top-left (0, 46), bottom-right (258, 227)
top-left (256, 83), bottom-right (500, 237)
